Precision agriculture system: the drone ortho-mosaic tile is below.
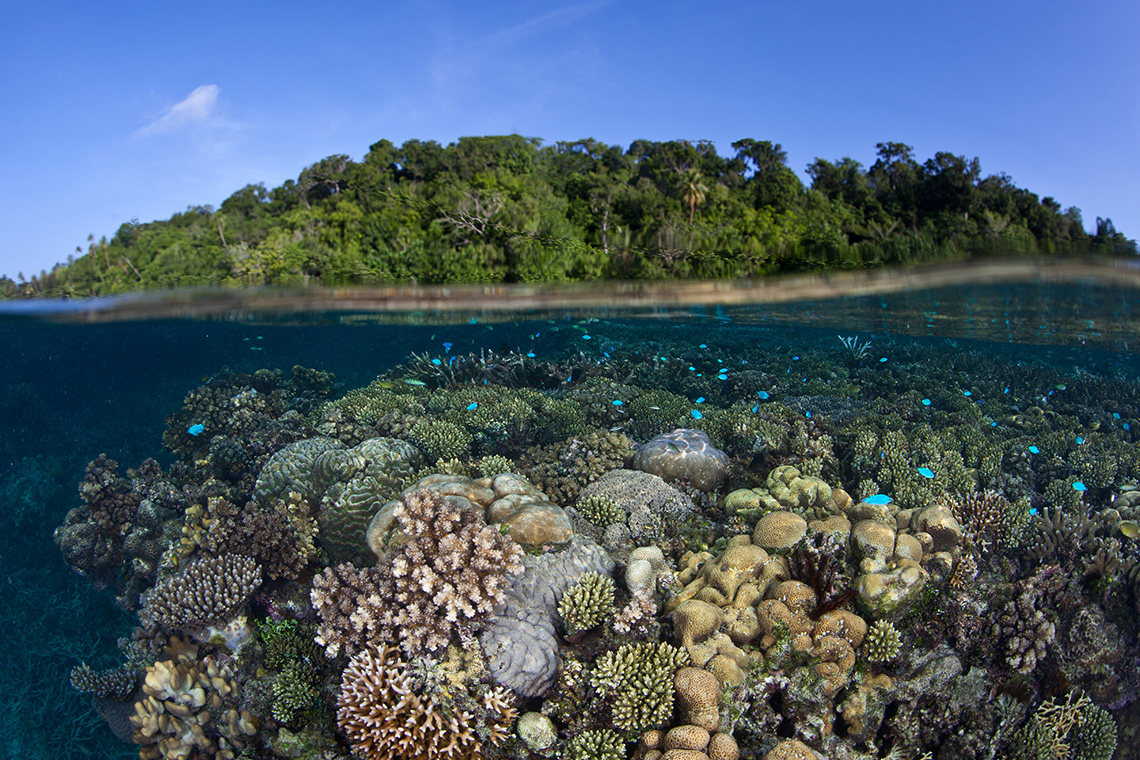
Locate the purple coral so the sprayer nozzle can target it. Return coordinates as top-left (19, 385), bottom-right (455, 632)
top-left (631, 428), bottom-right (729, 491)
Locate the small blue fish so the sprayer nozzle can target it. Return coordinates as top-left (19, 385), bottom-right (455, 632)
top-left (583, 334), bottom-right (592, 340)
top-left (442, 342), bottom-right (453, 353)
top-left (612, 400), bottom-right (623, 406)
top-left (466, 403), bottom-right (478, 410)
top-left (187, 424), bottom-right (205, 436)
top-left (865, 494), bottom-right (892, 505)
top-left (695, 397), bottom-right (705, 404)
top-left (431, 358), bottom-right (442, 365)
top-left (1126, 423), bottom-right (1132, 431)
top-left (690, 409), bottom-right (703, 419)
top-left (963, 390), bottom-right (972, 397)
top-left (1003, 387), bottom-right (1010, 394)
top-left (1029, 445), bottom-right (1040, 454)
top-left (752, 404), bottom-right (759, 413)
top-left (689, 366), bottom-right (696, 371)
top-left (805, 411), bottom-right (812, 418)
top-left (1113, 412), bottom-right (1121, 419)
top-left (917, 467), bottom-right (935, 478)
top-left (793, 356), bottom-right (800, 361)
top-left (1075, 436), bottom-right (1085, 444)
top-left (699, 343), bottom-right (708, 348)
top-left (879, 357), bottom-right (888, 363)
top-left (718, 374), bottom-right (728, 381)
top-left (921, 398), bottom-right (931, 406)
top-left (603, 352), bottom-right (611, 358)
top-left (527, 352), bottom-right (535, 358)
top-left (1073, 481), bottom-right (1087, 492)
top-left (469, 317), bottom-right (478, 324)
top-left (449, 356), bottom-right (456, 366)
top-left (758, 391), bottom-right (770, 400)
top-left (1030, 507), bottom-right (1038, 516)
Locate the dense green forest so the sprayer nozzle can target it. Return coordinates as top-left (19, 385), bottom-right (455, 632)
top-left (4, 135), bottom-right (1135, 297)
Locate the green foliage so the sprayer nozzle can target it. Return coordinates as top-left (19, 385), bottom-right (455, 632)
top-left (8, 135), bottom-right (1134, 298)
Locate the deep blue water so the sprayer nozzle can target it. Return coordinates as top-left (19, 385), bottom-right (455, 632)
top-left (4, 271), bottom-right (1140, 759)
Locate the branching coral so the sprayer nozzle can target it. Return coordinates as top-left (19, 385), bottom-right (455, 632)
top-left (519, 430), bottom-right (633, 503)
top-left (590, 642), bottom-right (690, 735)
top-left (312, 488), bottom-right (523, 658)
top-left (139, 554), bottom-right (262, 632)
top-left (336, 644), bottom-right (514, 760)
top-left (558, 571), bottom-right (616, 634)
top-left (200, 496), bottom-right (315, 580)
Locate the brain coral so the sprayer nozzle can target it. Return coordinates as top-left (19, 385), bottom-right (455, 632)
top-left (631, 428), bottom-right (729, 491)
top-left (254, 436), bottom-right (422, 565)
top-left (480, 535), bottom-right (615, 696)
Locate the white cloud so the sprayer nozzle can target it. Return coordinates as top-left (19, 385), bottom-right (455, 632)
top-left (137, 84), bottom-right (220, 136)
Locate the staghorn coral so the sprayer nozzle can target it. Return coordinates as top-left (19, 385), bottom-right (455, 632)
top-left (567, 728), bottom-right (626, 760)
top-left (558, 571), bottom-right (616, 634)
top-left (576, 493), bottom-right (626, 527)
top-left (336, 644), bottom-right (514, 760)
top-left (590, 641), bottom-right (690, 736)
top-left (313, 488), bottom-right (523, 658)
top-left (139, 554), bottom-right (261, 632)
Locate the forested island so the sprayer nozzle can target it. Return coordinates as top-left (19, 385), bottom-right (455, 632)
top-left (4, 135), bottom-right (1135, 297)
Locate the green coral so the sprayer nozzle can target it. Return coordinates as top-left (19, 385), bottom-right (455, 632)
top-left (558, 572), bottom-right (615, 634)
top-left (864, 620), bottom-right (902, 662)
top-left (566, 729), bottom-right (626, 760)
top-left (476, 454), bottom-right (515, 477)
top-left (1071, 701), bottom-right (1116, 760)
top-left (576, 495), bottom-right (625, 527)
top-left (590, 642), bottom-right (689, 735)
top-left (258, 619), bottom-right (323, 726)
top-left (410, 419), bottom-right (472, 462)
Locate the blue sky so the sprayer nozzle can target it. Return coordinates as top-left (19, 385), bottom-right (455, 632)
top-left (1, 0), bottom-right (1137, 280)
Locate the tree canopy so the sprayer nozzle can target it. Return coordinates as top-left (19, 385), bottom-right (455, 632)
top-left (5, 135), bottom-right (1134, 297)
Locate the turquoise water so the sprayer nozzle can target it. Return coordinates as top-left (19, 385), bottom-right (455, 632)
top-left (3, 265), bottom-right (1140, 759)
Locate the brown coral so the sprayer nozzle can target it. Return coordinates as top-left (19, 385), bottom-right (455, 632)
top-left (139, 554), bottom-right (262, 631)
top-left (201, 496), bottom-right (315, 580)
top-left (313, 488), bottom-right (523, 658)
top-left (337, 644), bottom-right (513, 760)
top-left (130, 649), bottom-right (257, 760)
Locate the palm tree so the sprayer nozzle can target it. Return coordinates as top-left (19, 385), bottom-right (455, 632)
top-left (679, 168), bottom-right (708, 225)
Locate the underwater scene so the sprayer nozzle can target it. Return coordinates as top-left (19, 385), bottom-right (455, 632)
top-left (5, 269), bottom-right (1140, 760)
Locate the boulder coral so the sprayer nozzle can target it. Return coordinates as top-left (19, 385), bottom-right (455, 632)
top-left (632, 428), bottom-right (729, 491)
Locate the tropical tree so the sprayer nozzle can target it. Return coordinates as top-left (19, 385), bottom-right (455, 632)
top-left (678, 168), bottom-right (709, 225)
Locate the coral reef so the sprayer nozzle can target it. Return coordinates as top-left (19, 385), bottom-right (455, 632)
top-left (558, 571), bottom-right (616, 634)
top-left (336, 644), bottom-right (515, 760)
top-left (139, 554), bottom-right (261, 632)
top-left (590, 641), bottom-right (690, 735)
top-left (631, 428), bottom-right (730, 491)
top-left (481, 535), bottom-right (615, 696)
top-left (368, 472), bottom-right (575, 550)
top-left (313, 487), bottom-right (523, 657)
